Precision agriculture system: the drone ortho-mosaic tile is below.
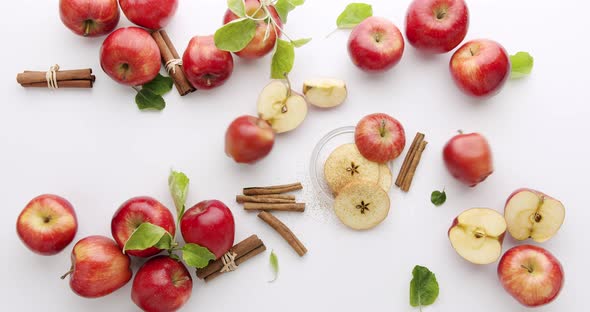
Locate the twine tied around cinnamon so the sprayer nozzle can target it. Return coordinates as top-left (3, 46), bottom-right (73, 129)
top-left (165, 59), bottom-right (183, 74)
top-left (220, 251), bottom-right (238, 273)
top-left (46, 64), bottom-right (60, 89)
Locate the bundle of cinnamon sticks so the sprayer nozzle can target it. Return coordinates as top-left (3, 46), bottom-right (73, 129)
top-left (395, 132), bottom-right (428, 192)
top-left (151, 30), bottom-right (195, 96)
top-left (16, 67), bottom-right (95, 88)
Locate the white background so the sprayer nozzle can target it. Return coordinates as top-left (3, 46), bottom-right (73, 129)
top-left (1, 0), bottom-right (587, 311)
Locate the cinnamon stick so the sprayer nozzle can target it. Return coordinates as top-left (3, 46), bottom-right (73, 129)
top-left (243, 182), bottom-right (303, 195)
top-left (401, 140), bottom-right (428, 192)
top-left (236, 195), bottom-right (296, 204)
top-left (244, 202), bottom-right (305, 212)
top-left (395, 132), bottom-right (425, 187)
top-left (258, 211), bottom-right (307, 256)
top-left (20, 80), bottom-right (93, 88)
top-left (16, 68), bottom-right (95, 88)
top-left (196, 235), bottom-right (266, 282)
top-left (256, 194), bottom-right (296, 200)
top-left (151, 30), bottom-right (196, 96)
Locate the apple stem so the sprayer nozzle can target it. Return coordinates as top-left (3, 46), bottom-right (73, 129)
top-left (379, 120), bottom-right (387, 137)
top-left (83, 20), bottom-right (92, 37)
top-left (60, 267), bottom-right (74, 280)
top-left (520, 264), bottom-right (534, 274)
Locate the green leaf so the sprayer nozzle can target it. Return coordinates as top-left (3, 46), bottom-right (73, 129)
top-left (410, 265), bottom-right (439, 309)
top-left (271, 39), bottom-right (295, 79)
top-left (135, 89), bottom-right (165, 111)
top-left (269, 250), bottom-right (279, 282)
top-left (168, 170), bottom-right (189, 221)
top-left (182, 243), bottom-right (216, 269)
top-left (124, 223), bottom-right (173, 252)
top-left (510, 52), bottom-right (534, 79)
top-left (336, 3), bottom-right (373, 29)
top-left (275, 0), bottom-right (305, 23)
top-left (214, 18), bottom-right (257, 52)
top-left (142, 74), bottom-right (173, 96)
top-left (292, 37), bottom-right (312, 48)
top-left (227, 0), bottom-right (246, 17)
top-left (431, 190), bottom-right (446, 206)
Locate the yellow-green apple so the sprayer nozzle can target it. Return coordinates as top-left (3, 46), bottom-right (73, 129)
top-left (16, 194), bottom-right (77, 256)
top-left (443, 132), bottom-right (493, 187)
top-left (181, 200), bottom-right (235, 259)
top-left (111, 196), bottom-right (176, 257)
top-left (348, 16), bottom-right (405, 72)
top-left (504, 189), bottom-right (565, 243)
top-left (132, 256), bottom-right (192, 312)
top-left (257, 80), bottom-right (308, 133)
top-left (225, 115), bottom-right (275, 164)
top-left (449, 39), bottom-right (510, 97)
top-left (448, 208), bottom-right (506, 264)
top-left (119, 0), bottom-right (178, 30)
top-left (405, 0), bottom-right (469, 53)
top-left (302, 78), bottom-right (348, 108)
top-left (100, 27), bottom-right (161, 86)
top-left (498, 245), bottom-right (564, 307)
top-left (59, 0), bottom-right (120, 37)
top-left (354, 113), bottom-right (406, 163)
top-left (182, 35), bottom-right (234, 90)
top-left (61, 235), bottom-right (132, 298)
top-left (223, 0), bottom-right (282, 59)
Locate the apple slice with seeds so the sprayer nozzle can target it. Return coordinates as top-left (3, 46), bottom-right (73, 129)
top-left (377, 164), bottom-right (392, 192)
top-left (324, 143), bottom-right (379, 195)
top-left (257, 80), bottom-right (308, 134)
top-left (334, 181), bottom-right (390, 230)
top-left (302, 78), bottom-right (347, 108)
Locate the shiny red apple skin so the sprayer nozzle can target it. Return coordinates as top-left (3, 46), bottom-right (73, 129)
top-left (450, 39), bottom-right (511, 97)
top-left (348, 16), bottom-right (405, 72)
top-left (443, 132), bottom-right (493, 187)
top-left (16, 194), bottom-right (77, 256)
top-left (100, 27), bottom-right (161, 86)
top-left (180, 200), bottom-right (235, 259)
top-left (59, 0), bottom-right (120, 37)
top-left (132, 256), bottom-right (192, 312)
top-left (66, 235), bottom-right (132, 298)
top-left (111, 196), bottom-right (176, 258)
top-left (498, 245), bottom-right (564, 307)
top-left (225, 115), bottom-right (275, 164)
top-left (182, 35), bottom-right (234, 90)
top-left (119, 0), bottom-right (178, 30)
top-left (405, 0), bottom-right (468, 53)
top-left (223, 0), bottom-right (282, 59)
top-left (355, 113), bottom-right (406, 163)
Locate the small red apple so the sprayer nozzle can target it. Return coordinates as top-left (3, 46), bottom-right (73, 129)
top-left (405, 0), bottom-right (469, 53)
top-left (100, 27), bottom-right (161, 86)
top-left (62, 235), bottom-right (132, 298)
top-left (59, 0), bottom-right (120, 37)
top-left (225, 115), bottom-right (275, 164)
top-left (498, 245), bottom-right (564, 307)
top-left (223, 0), bottom-right (283, 59)
top-left (16, 194), bottom-right (77, 256)
top-left (449, 39), bottom-right (511, 97)
top-left (132, 256), bottom-right (192, 312)
top-left (181, 200), bottom-right (235, 259)
top-left (354, 113), bottom-right (406, 163)
top-left (111, 196), bottom-right (176, 258)
top-left (119, 0), bottom-right (178, 30)
top-left (348, 16), bottom-right (405, 72)
top-left (443, 132), bottom-right (493, 187)
top-left (182, 35), bottom-right (234, 90)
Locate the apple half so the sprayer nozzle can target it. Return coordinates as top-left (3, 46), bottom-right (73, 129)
top-left (302, 78), bottom-right (347, 108)
top-left (504, 189), bottom-right (565, 243)
top-left (448, 208), bottom-right (506, 265)
top-left (257, 80), bottom-right (308, 133)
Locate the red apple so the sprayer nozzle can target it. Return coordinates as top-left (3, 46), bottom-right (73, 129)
top-left (354, 113), bottom-right (406, 163)
top-left (223, 0), bottom-right (282, 59)
top-left (450, 39), bottom-right (510, 97)
top-left (225, 115), bottom-right (275, 164)
top-left (180, 200), bottom-right (235, 259)
top-left (119, 0), bottom-right (178, 30)
top-left (132, 256), bottom-right (192, 312)
top-left (182, 35), bottom-right (234, 90)
top-left (100, 27), bottom-right (161, 86)
top-left (498, 245), bottom-right (564, 307)
top-left (111, 196), bottom-right (176, 258)
top-left (405, 0), bottom-right (469, 53)
top-left (348, 16), bottom-right (405, 72)
top-left (62, 235), bottom-right (132, 298)
top-left (16, 194), bottom-right (77, 256)
top-left (443, 132), bottom-right (493, 187)
top-left (59, 0), bottom-right (120, 37)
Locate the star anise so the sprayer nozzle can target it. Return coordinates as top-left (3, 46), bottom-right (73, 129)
top-left (356, 201), bottom-right (370, 214)
top-left (346, 162), bottom-right (360, 176)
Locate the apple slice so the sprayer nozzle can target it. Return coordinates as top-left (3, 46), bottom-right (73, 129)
top-left (302, 78), bottom-right (347, 108)
top-left (334, 181), bottom-right (390, 230)
top-left (377, 164), bottom-right (392, 192)
top-left (504, 189), bottom-right (565, 243)
top-left (324, 143), bottom-right (380, 195)
top-left (448, 208), bottom-right (506, 265)
top-left (257, 80), bottom-right (308, 134)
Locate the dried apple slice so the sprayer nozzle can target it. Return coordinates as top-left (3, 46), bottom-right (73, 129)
top-left (324, 144), bottom-right (379, 195)
top-left (377, 164), bottom-right (392, 192)
top-left (257, 80), bottom-right (308, 134)
top-left (302, 78), bottom-right (347, 108)
top-left (334, 181), bottom-right (390, 230)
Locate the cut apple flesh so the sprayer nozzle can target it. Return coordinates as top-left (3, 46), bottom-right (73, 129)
top-left (333, 181), bottom-right (390, 230)
top-left (257, 80), bottom-right (308, 134)
top-left (377, 164), bottom-right (392, 192)
top-left (324, 144), bottom-right (379, 195)
top-left (504, 191), bottom-right (565, 243)
top-left (302, 78), bottom-right (347, 108)
top-left (449, 208), bottom-right (506, 265)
